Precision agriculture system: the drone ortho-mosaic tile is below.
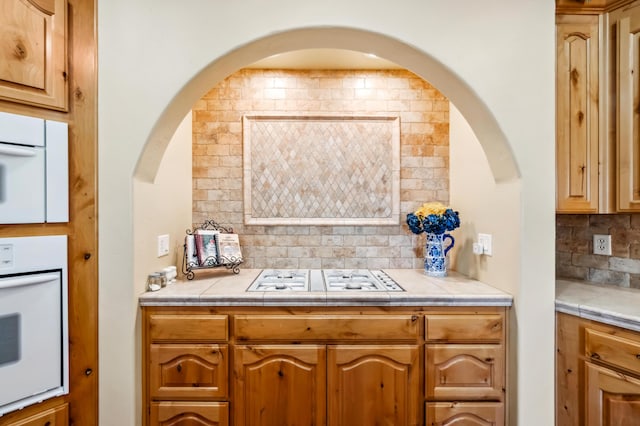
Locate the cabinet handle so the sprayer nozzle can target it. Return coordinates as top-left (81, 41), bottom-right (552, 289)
top-left (591, 352), bottom-right (601, 360)
top-left (636, 354), bottom-right (640, 360)
top-left (176, 364), bottom-right (182, 373)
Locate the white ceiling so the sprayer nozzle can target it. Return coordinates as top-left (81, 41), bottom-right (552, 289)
top-left (246, 48), bottom-right (403, 70)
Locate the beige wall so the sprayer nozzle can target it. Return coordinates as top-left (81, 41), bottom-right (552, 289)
top-left (98, 2), bottom-right (555, 425)
top-left (131, 112), bottom-right (193, 421)
top-left (193, 69), bottom-right (450, 269)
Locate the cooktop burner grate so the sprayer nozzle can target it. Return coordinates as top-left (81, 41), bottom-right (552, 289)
top-left (246, 269), bottom-right (404, 292)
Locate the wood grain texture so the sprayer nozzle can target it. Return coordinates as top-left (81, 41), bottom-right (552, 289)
top-left (150, 344), bottom-right (228, 400)
top-left (425, 402), bottom-right (504, 426)
top-left (426, 345), bottom-right (505, 402)
top-left (327, 345), bottom-right (420, 426)
top-left (0, 0), bottom-right (97, 424)
top-left (557, 312), bottom-right (640, 426)
top-left (425, 314), bottom-right (503, 343)
top-left (556, 14), bottom-right (600, 213)
top-left (586, 363), bottom-right (640, 425)
top-left (143, 306), bottom-right (507, 426)
top-left (3, 404), bottom-right (68, 426)
top-left (150, 402), bottom-right (229, 426)
top-left (616, 8), bottom-right (640, 212)
top-left (234, 314), bottom-right (420, 341)
top-left (0, 0), bottom-right (67, 110)
top-left (556, 312), bottom-right (584, 426)
top-left (234, 345), bottom-right (326, 426)
top-left (150, 314), bottom-right (228, 342)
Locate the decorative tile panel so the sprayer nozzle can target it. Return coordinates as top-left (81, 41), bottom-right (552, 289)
top-left (243, 115), bottom-right (400, 225)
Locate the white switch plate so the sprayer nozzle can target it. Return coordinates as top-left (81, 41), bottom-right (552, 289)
top-left (478, 233), bottom-right (493, 256)
top-left (593, 234), bottom-right (612, 256)
top-left (157, 234), bottom-right (170, 257)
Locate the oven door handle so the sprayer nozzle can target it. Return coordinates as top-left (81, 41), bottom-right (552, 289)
top-left (0, 144), bottom-right (38, 157)
top-left (0, 272), bottom-right (59, 289)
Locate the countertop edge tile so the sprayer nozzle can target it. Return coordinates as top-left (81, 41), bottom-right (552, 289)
top-left (556, 279), bottom-right (640, 333)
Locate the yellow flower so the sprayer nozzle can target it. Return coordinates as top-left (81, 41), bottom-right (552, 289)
top-left (415, 202), bottom-right (448, 219)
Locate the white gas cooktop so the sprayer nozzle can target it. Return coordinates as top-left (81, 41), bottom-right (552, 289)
top-left (246, 269), bottom-right (404, 292)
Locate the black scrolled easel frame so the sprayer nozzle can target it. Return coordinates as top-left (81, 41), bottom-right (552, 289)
top-left (182, 219), bottom-right (242, 280)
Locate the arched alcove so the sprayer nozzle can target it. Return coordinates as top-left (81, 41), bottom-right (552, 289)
top-left (134, 27), bottom-right (519, 183)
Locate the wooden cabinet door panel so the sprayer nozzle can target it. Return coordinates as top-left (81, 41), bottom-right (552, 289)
top-left (426, 402), bottom-right (504, 426)
top-left (150, 402), bottom-right (228, 426)
top-left (233, 345), bottom-right (326, 426)
top-left (426, 345), bottom-right (504, 401)
top-left (327, 345), bottom-right (420, 426)
top-left (0, 0), bottom-right (67, 110)
top-left (556, 14), bottom-right (600, 213)
top-left (617, 10), bottom-right (640, 212)
top-left (149, 344), bottom-right (228, 400)
top-left (586, 363), bottom-right (640, 426)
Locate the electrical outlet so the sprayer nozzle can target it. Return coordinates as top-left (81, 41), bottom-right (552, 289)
top-left (593, 234), bottom-right (612, 256)
top-left (478, 233), bottom-right (493, 256)
top-left (157, 234), bottom-right (170, 257)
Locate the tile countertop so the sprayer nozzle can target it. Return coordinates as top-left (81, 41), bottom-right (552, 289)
top-left (556, 279), bottom-right (640, 333)
top-left (139, 269), bottom-right (513, 307)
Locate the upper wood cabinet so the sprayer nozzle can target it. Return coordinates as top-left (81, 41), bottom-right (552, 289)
top-left (556, 14), bottom-right (601, 213)
top-left (614, 5), bottom-right (640, 211)
top-left (0, 0), bottom-right (68, 111)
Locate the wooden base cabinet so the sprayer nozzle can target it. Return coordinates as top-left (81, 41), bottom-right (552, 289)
top-left (143, 306), bottom-right (508, 426)
top-left (556, 312), bottom-right (640, 425)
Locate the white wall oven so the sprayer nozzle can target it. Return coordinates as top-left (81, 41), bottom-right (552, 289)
top-left (0, 235), bottom-right (68, 416)
top-left (0, 111), bottom-right (68, 224)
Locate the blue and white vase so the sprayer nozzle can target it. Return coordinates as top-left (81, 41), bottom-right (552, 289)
top-left (424, 232), bottom-right (455, 277)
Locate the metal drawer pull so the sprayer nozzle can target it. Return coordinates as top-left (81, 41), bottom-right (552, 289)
top-left (591, 352), bottom-right (601, 360)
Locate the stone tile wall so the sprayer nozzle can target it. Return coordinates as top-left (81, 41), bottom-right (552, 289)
top-left (556, 214), bottom-right (640, 288)
top-left (192, 69), bottom-right (449, 269)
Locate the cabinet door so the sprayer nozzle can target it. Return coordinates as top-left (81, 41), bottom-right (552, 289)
top-left (0, 0), bottom-right (68, 110)
top-left (150, 402), bottom-right (228, 426)
top-left (426, 345), bottom-right (504, 401)
top-left (233, 345), bottom-right (326, 426)
top-left (327, 345), bottom-right (420, 426)
top-left (556, 15), bottom-right (600, 213)
top-left (149, 344), bottom-right (228, 399)
top-left (426, 402), bottom-right (504, 426)
top-left (617, 9), bottom-right (640, 212)
top-left (586, 363), bottom-right (640, 426)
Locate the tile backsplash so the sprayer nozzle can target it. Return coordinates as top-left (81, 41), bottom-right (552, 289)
top-left (193, 69), bottom-right (450, 269)
top-left (556, 214), bottom-right (640, 288)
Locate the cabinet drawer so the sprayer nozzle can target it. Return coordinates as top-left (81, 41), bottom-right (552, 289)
top-left (150, 402), bottom-right (228, 426)
top-left (9, 404), bottom-right (68, 426)
top-left (149, 344), bottom-right (228, 399)
top-left (425, 314), bottom-right (504, 342)
top-left (426, 344), bottom-right (505, 401)
top-left (585, 328), bottom-right (640, 375)
top-left (149, 314), bottom-right (228, 341)
top-left (234, 315), bottom-right (419, 341)
top-left (426, 402), bottom-right (504, 426)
